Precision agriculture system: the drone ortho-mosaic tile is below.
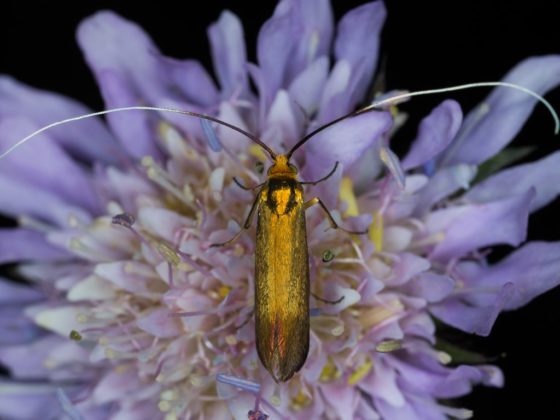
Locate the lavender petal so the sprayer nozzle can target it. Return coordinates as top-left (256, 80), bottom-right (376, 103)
top-left (208, 11), bottom-right (248, 99)
top-left (441, 55), bottom-right (560, 166)
top-left (427, 189), bottom-right (534, 261)
top-left (402, 100), bottom-right (463, 170)
top-left (465, 150), bottom-right (560, 213)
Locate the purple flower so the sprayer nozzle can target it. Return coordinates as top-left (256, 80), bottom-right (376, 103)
top-left (1, 1), bottom-right (559, 419)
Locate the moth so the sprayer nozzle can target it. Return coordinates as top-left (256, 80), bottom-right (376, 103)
top-left (210, 135), bottom-right (364, 382)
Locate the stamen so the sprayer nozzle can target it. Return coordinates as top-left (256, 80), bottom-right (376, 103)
top-left (339, 177), bottom-right (359, 217)
top-left (216, 373), bottom-right (261, 394)
top-left (142, 156), bottom-right (196, 209)
top-left (169, 302), bottom-right (245, 318)
top-left (347, 358), bottom-right (373, 385)
top-left (375, 339), bottom-right (402, 352)
top-left (201, 119), bottom-right (222, 152)
top-left (379, 145), bottom-right (405, 189)
top-left (359, 298), bottom-right (405, 330)
top-left (290, 389), bottom-right (312, 411)
top-left (369, 211), bottom-right (384, 252)
top-left (319, 358), bottom-right (341, 382)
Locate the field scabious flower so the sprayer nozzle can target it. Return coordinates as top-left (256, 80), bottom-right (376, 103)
top-left (1, 1), bottom-right (559, 419)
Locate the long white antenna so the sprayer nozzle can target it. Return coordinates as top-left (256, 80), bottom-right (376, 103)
top-left (361, 81), bottom-right (559, 134)
top-left (0, 105), bottom-right (275, 160)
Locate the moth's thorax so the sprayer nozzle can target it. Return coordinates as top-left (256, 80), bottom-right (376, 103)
top-left (262, 177), bottom-right (303, 216)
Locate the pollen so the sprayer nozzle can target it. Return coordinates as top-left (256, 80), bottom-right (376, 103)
top-left (347, 358), bottom-right (373, 385)
top-left (290, 389), bottom-right (311, 411)
top-left (158, 400), bottom-right (172, 412)
top-left (69, 330), bottom-right (82, 341)
top-left (160, 389), bottom-right (178, 401)
top-left (339, 177), bottom-right (359, 217)
top-left (320, 358), bottom-right (341, 382)
top-left (438, 351), bottom-right (452, 364)
top-left (225, 334), bottom-right (237, 345)
top-left (270, 395), bottom-right (281, 406)
top-left (369, 211), bottom-right (384, 252)
top-left (249, 144), bottom-right (268, 162)
top-left (218, 285), bottom-right (231, 298)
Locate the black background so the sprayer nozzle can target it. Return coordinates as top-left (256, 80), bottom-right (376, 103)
top-left (1, 1), bottom-right (559, 418)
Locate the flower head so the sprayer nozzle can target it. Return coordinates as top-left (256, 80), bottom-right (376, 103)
top-left (1, 1), bottom-right (560, 419)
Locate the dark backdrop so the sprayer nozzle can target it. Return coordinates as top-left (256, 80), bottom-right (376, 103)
top-left (1, 1), bottom-right (559, 418)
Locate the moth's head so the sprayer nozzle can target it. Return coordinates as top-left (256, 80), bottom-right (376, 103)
top-left (267, 154), bottom-right (298, 178)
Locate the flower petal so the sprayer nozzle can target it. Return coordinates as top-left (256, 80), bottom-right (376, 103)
top-left (137, 307), bottom-right (182, 338)
top-left (414, 164), bottom-right (477, 215)
top-left (0, 228), bottom-right (69, 264)
top-left (0, 305), bottom-right (43, 346)
top-left (93, 69), bottom-right (162, 159)
top-left (460, 241), bottom-right (560, 310)
top-left (430, 282), bottom-right (515, 336)
top-left (334, 1), bottom-right (386, 107)
top-left (441, 55), bottom-right (560, 166)
top-left (465, 150), bottom-right (560, 213)
top-left (0, 117), bottom-right (101, 213)
top-left (77, 11), bottom-right (218, 159)
top-left (256, 2), bottom-right (296, 108)
top-left (208, 11), bottom-right (248, 98)
top-left (402, 100), bottom-right (463, 170)
top-left (257, 0), bottom-right (333, 108)
top-left (0, 278), bottom-right (43, 303)
top-left (321, 382), bottom-right (359, 420)
top-left (375, 396), bottom-right (419, 420)
top-left (0, 76), bottom-right (118, 163)
top-left (427, 189), bottom-right (534, 261)
top-left (30, 305), bottom-right (91, 338)
top-left (305, 110), bottom-right (393, 180)
top-left (361, 357), bottom-right (405, 407)
top-left (0, 175), bottom-right (91, 227)
top-left (406, 273), bottom-right (454, 303)
top-left (264, 89), bottom-right (304, 152)
top-left (0, 385), bottom-right (60, 420)
top-left (384, 253), bottom-right (430, 287)
top-left (0, 336), bottom-right (61, 379)
top-left (286, 0), bottom-right (334, 80)
top-left (67, 275), bottom-right (116, 301)
top-left (288, 56), bottom-right (329, 115)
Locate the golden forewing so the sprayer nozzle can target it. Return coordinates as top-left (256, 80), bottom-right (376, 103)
top-left (254, 181), bottom-right (309, 382)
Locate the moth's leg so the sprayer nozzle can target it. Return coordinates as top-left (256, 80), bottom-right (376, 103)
top-left (210, 194), bottom-right (260, 247)
top-left (233, 177), bottom-right (265, 191)
top-left (300, 161), bottom-right (339, 186)
top-left (311, 292), bottom-right (344, 305)
top-left (304, 197), bottom-right (368, 235)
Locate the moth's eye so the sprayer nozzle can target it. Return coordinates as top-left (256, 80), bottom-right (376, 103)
top-left (255, 161), bottom-right (265, 174)
top-left (289, 164), bottom-right (298, 174)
